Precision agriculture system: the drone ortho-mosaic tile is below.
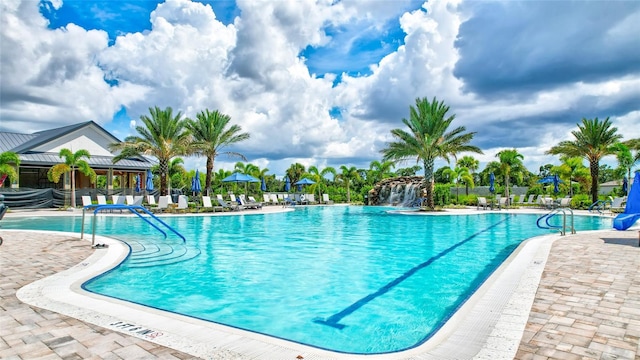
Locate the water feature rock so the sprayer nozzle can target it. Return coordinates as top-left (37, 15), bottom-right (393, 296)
top-left (368, 176), bottom-right (426, 206)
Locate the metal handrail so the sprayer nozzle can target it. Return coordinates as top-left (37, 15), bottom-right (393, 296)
top-left (536, 208), bottom-right (576, 236)
top-left (81, 204), bottom-right (186, 245)
top-left (588, 199), bottom-right (611, 214)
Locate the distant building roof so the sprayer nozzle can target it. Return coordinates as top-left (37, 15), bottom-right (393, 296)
top-left (0, 121), bottom-right (152, 170)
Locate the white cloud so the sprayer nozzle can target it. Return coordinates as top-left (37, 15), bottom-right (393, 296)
top-left (1, 0), bottom-right (638, 179)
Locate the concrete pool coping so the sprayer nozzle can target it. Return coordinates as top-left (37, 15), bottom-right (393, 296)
top-left (1, 207), bottom-right (623, 359)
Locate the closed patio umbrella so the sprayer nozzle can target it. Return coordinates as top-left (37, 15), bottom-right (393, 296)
top-left (146, 169), bottom-right (154, 192)
top-left (489, 173), bottom-right (495, 194)
top-left (553, 174), bottom-right (560, 194)
top-left (284, 177), bottom-right (291, 192)
top-left (261, 177), bottom-right (267, 192)
top-left (135, 174), bottom-right (141, 193)
top-left (192, 169), bottom-right (202, 195)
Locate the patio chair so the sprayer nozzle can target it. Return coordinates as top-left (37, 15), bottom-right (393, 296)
top-left (558, 197), bottom-right (572, 208)
top-left (175, 195), bottom-right (189, 213)
top-left (82, 195), bottom-right (93, 207)
top-left (269, 193), bottom-right (280, 205)
top-left (609, 196), bottom-right (626, 213)
top-left (97, 195), bottom-right (107, 205)
top-left (477, 197), bottom-right (488, 210)
top-left (518, 195), bottom-right (525, 205)
top-left (306, 193), bottom-right (317, 204)
top-left (153, 195), bottom-right (170, 213)
top-left (200, 196), bottom-right (222, 212)
top-left (526, 194), bottom-right (535, 205)
top-left (283, 195), bottom-right (296, 207)
top-left (509, 194), bottom-right (515, 206)
top-left (239, 195), bottom-right (261, 209)
top-left (125, 195), bottom-right (135, 205)
top-left (217, 194), bottom-right (243, 211)
top-left (322, 193), bottom-right (334, 204)
top-left (263, 194), bottom-right (271, 205)
top-left (133, 196), bottom-right (144, 206)
top-left (497, 197), bottom-right (508, 210)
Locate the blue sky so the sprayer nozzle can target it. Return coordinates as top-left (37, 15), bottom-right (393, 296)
top-left (1, 0), bottom-right (639, 176)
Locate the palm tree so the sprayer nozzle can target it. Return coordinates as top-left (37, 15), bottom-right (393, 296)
top-left (337, 165), bottom-right (360, 203)
top-left (368, 160), bottom-right (395, 185)
top-left (286, 163), bottom-right (306, 186)
top-left (110, 106), bottom-right (191, 196)
top-left (443, 166), bottom-right (473, 203)
top-left (306, 166), bottom-right (336, 201)
top-left (0, 151), bottom-right (20, 187)
top-left (47, 148), bottom-right (96, 207)
top-left (186, 109), bottom-right (250, 196)
top-left (552, 156), bottom-right (589, 197)
top-left (381, 97), bottom-right (482, 209)
top-left (496, 149), bottom-right (525, 202)
top-left (546, 117), bottom-right (622, 204)
top-left (457, 155), bottom-right (479, 195)
top-left (610, 142), bottom-right (634, 185)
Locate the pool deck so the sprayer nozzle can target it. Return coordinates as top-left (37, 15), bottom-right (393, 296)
top-left (0, 207), bottom-right (638, 359)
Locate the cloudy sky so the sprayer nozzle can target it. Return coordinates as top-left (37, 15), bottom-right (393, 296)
top-left (1, 0), bottom-right (639, 177)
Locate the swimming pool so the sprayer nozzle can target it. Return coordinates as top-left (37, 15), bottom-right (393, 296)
top-left (3, 207), bottom-right (610, 354)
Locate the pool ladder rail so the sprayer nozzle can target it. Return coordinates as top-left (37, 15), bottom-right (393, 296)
top-left (80, 204), bottom-right (200, 268)
top-left (588, 199), bottom-right (612, 215)
top-left (536, 208), bottom-right (576, 236)
top-left (81, 204), bottom-right (186, 245)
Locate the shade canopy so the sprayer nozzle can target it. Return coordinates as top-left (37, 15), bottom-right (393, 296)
top-left (294, 178), bottom-right (316, 185)
top-left (145, 169), bottom-right (154, 191)
top-left (222, 172), bottom-right (260, 183)
top-left (538, 176), bottom-right (564, 184)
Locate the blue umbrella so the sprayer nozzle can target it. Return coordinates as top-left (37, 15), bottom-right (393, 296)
top-left (192, 170), bottom-right (202, 194)
top-left (261, 177), bottom-right (267, 192)
top-left (489, 173), bottom-right (495, 194)
top-left (146, 169), bottom-right (154, 191)
top-left (294, 178), bottom-right (316, 185)
top-left (622, 176), bottom-right (628, 195)
top-left (553, 174), bottom-right (560, 194)
top-left (135, 174), bottom-right (141, 193)
top-left (222, 172), bottom-right (259, 194)
top-left (284, 177), bottom-right (291, 192)
top-left (538, 176), bottom-right (564, 184)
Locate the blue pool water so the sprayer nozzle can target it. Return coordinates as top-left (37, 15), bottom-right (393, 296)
top-left (3, 207), bottom-right (611, 353)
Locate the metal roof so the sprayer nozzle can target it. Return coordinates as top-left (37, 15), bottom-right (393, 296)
top-left (0, 121), bottom-right (152, 170)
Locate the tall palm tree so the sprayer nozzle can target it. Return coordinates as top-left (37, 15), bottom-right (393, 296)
top-left (546, 117), bottom-right (622, 204)
top-left (368, 160), bottom-right (395, 185)
top-left (457, 155), bottom-right (479, 195)
top-left (443, 166), bottom-right (473, 203)
top-left (337, 165), bottom-right (360, 203)
top-left (610, 142), bottom-right (634, 185)
top-left (0, 151), bottom-right (20, 187)
top-left (305, 166), bottom-right (336, 201)
top-left (47, 148), bottom-right (96, 207)
top-left (381, 97), bottom-right (482, 209)
top-left (496, 149), bottom-right (525, 202)
top-left (110, 106), bottom-right (191, 196)
top-left (186, 109), bottom-right (250, 196)
top-left (552, 156), bottom-right (589, 197)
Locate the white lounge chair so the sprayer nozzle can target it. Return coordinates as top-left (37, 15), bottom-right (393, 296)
top-left (558, 197), bottom-right (571, 208)
top-left (322, 193), bottom-right (334, 204)
top-left (518, 195), bottom-right (525, 205)
top-left (477, 197), bottom-right (488, 210)
top-left (125, 195), bottom-right (135, 205)
top-left (175, 195), bottom-right (189, 213)
top-left (97, 195), bottom-right (107, 205)
top-left (82, 195), bottom-right (92, 207)
top-left (497, 197), bottom-right (508, 210)
top-left (133, 196), bottom-right (144, 206)
top-left (270, 194), bottom-right (280, 205)
top-left (610, 196), bottom-right (626, 213)
top-left (526, 194), bottom-right (535, 205)
top-left (263, 194), bottom-right (271, 205)
top-left (200, 196), bottom-right (222, 212)
top-left (217, 194), bottom-right (243, 211)
top-left (153, 195), bottom-right (170, 213)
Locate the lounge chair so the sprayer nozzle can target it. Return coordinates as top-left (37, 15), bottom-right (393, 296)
top-left (322, 193), bottom-right (334, 204)
top-left (283, 195), bottom-right (296, 207)
top-left (199, 196), bottom-right (222, 212)
top-left (175, 195), bottom-right (189, 213)
top-left (277, 194), bottom-right (285, 204)
top-left (133, 196), bottom-right (144, 206)
top-left (558, 197), bottom-right (571, 208)
top-left (97, 195), bottom-right (107, 206)
top-left (477, 197), bottom-right (488, 210)
top-left (610, 196), bottom-right (626, 213)
top-left (125, 195), bottom-right (135, 205)
top-left (217, 194), bottom-right (243, 211)
top-left (239, 195), bottom-right (261, 209)
top-left (509, 194), bottom-right (515, 206)
top-left (82, 195), bottom-right (92, 207)
top-left (248, 196), bottom-right (263, 208)
top-left (518, 195), bottom-right (525, 205)
top-left (263, 194), bottom-right (271, 205)
top-left (526, 194), bottom-right (535, 205)
top-left (306, 194), bottom-right (317, 204)
top-left (147, 195), bottom-right (157, 206)
top-left (153, 195), bottom-right (170, 213)
top-left (112, 195), bottom-right (125, 205)
top-left (497, 197), bottom-right (508, 210)
top-left (270, 194), bottom-right (280, 205)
